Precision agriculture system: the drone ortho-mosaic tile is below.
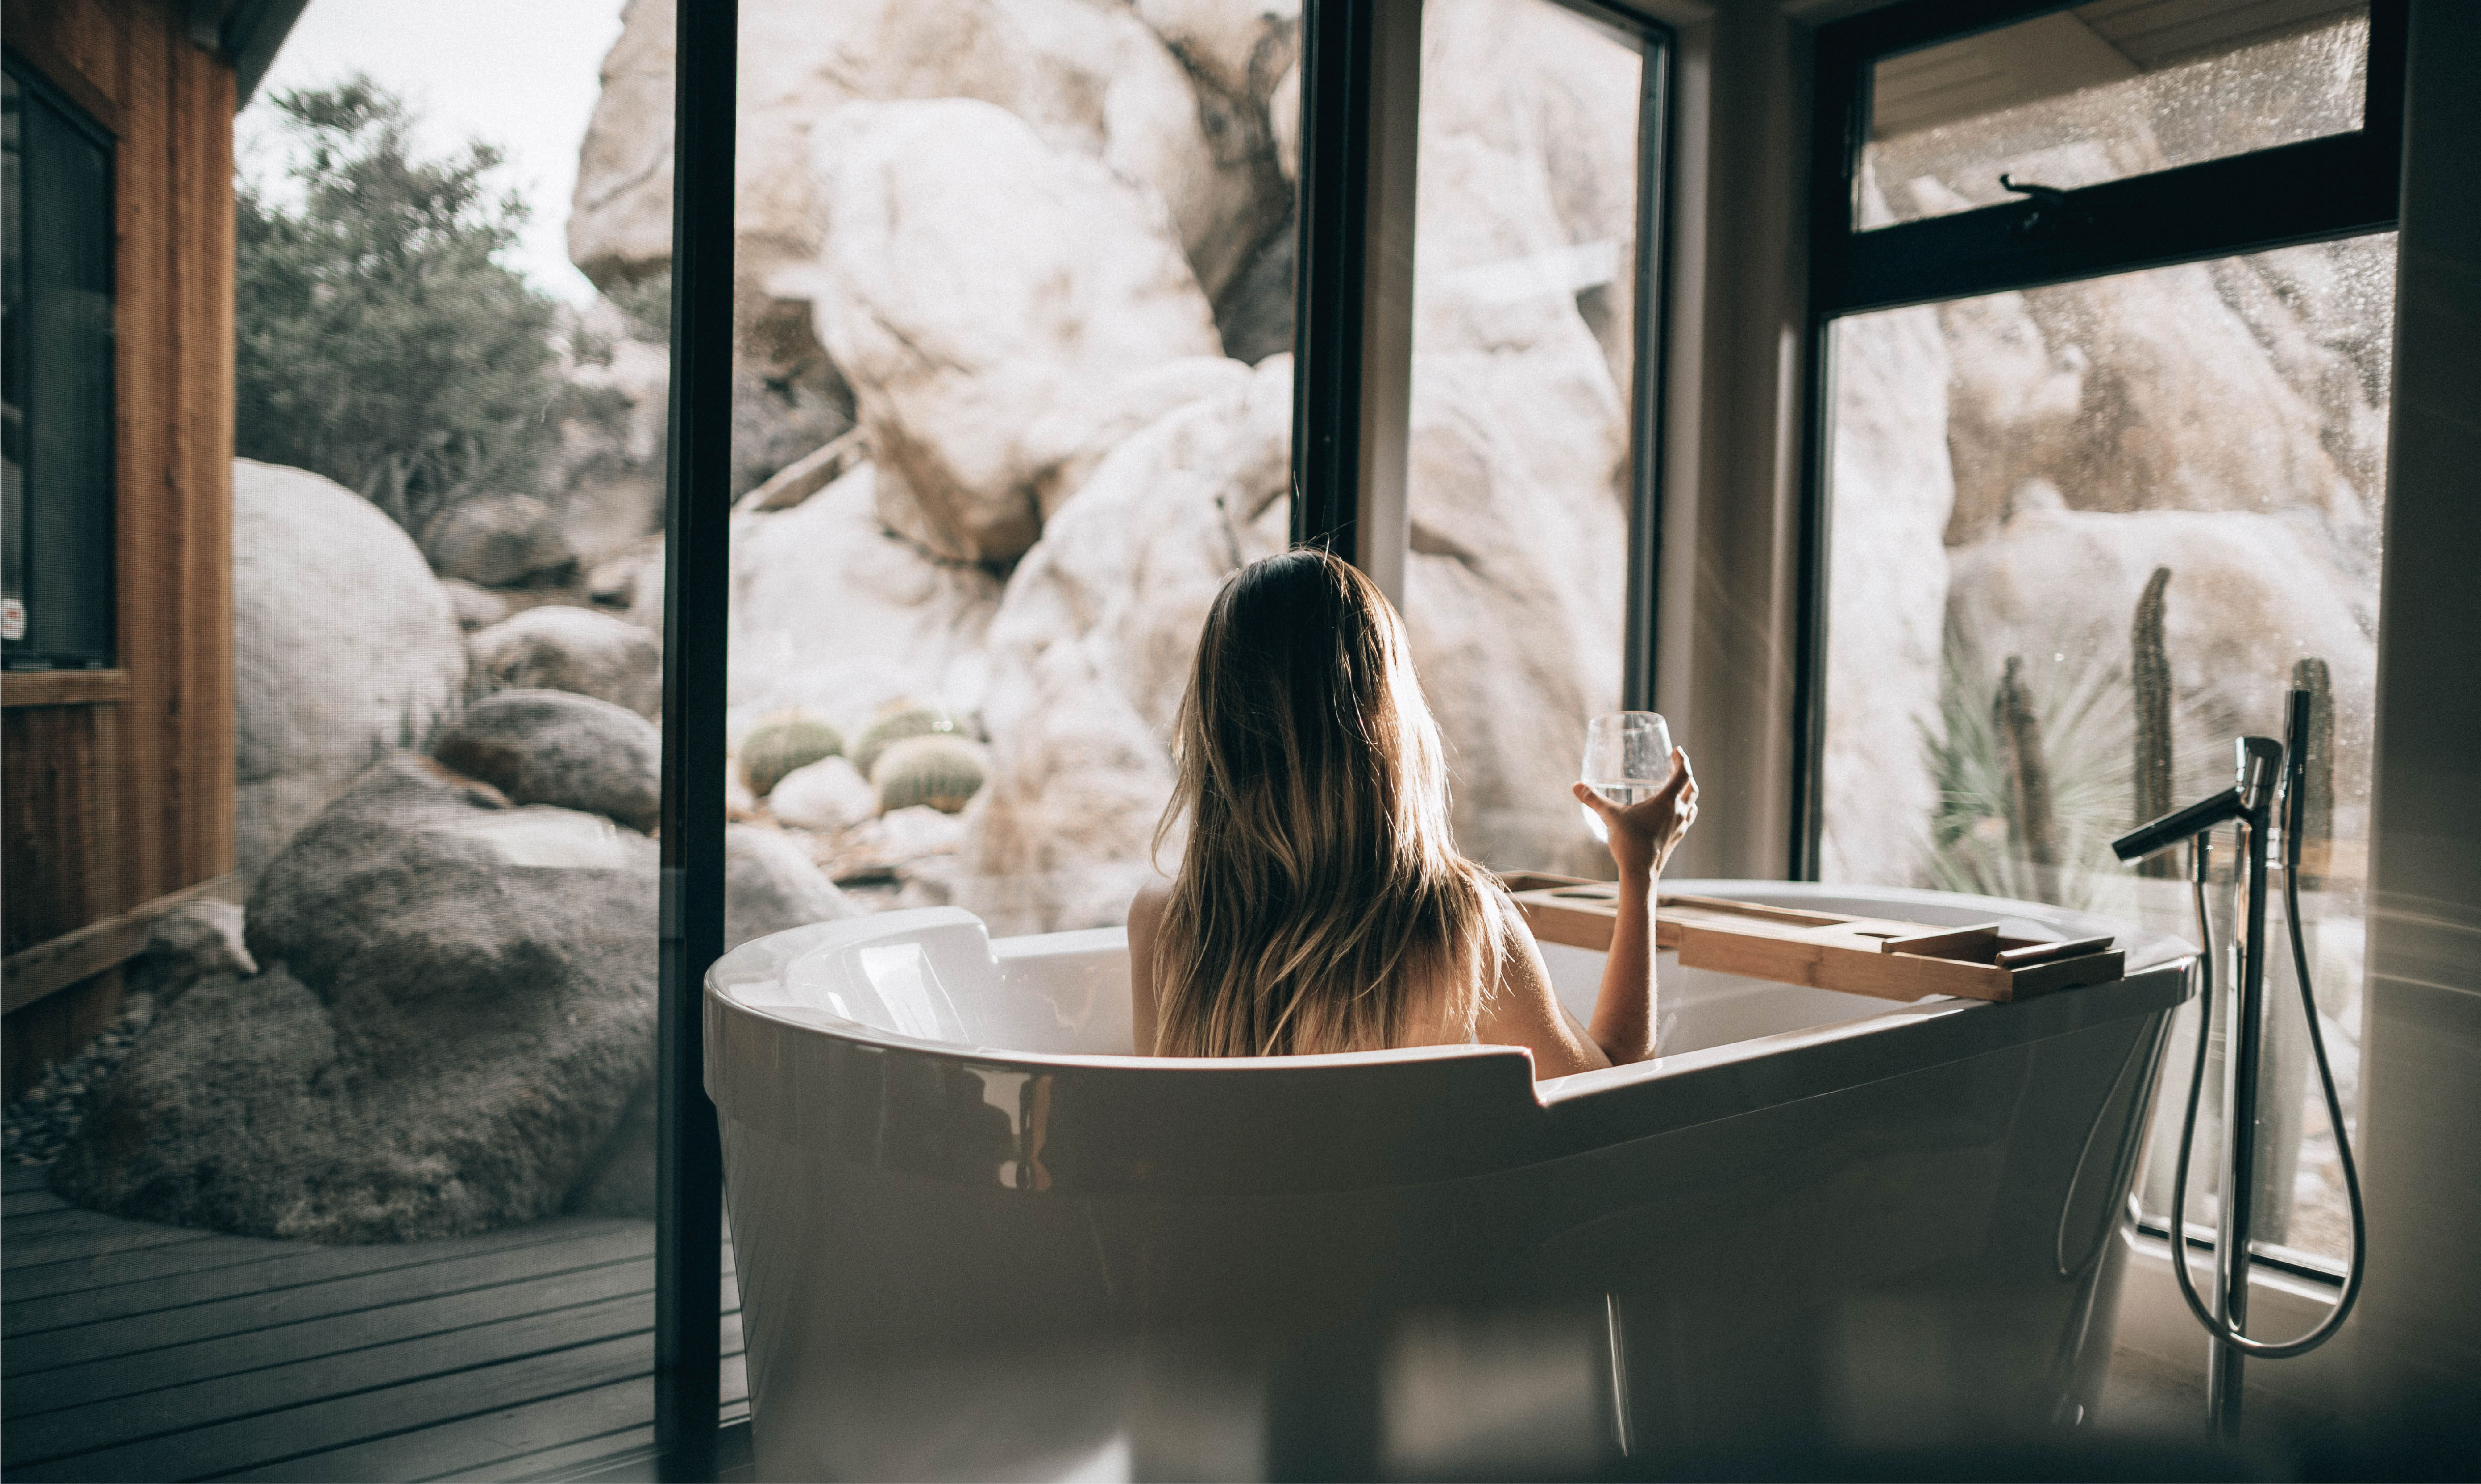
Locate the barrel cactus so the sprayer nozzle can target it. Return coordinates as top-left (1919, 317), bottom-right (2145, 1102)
top-left (851, 705), bottom-right (957, 777)
top-left (739, 712), bottom-right (844, 798)
top-left (871, 734), bottom-right (987, 814)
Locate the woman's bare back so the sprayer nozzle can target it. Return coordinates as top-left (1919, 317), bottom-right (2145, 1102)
top-left (1127, 879), bottom-right (1611, 1078)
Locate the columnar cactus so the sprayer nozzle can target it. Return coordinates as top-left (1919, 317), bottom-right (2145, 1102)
top-left (739, 712), bottom-right (845, 798)
top-left (2291, 656), bottom-right (2334, 889)
top-left (871, 734), bottom-right (988, 814)
top-left (1994, 655), bottom-right (2060, 900)
top-left (2132, 566), bottom-right (2175, 879)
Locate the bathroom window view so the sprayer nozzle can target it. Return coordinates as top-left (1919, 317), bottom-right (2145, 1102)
top-left (695, 0), bottom-right (1663, 936)
top-left (4, 4), bottom-right (686, 1474)
top-left (1404, 0), bottom-right (1652, 881)
top-left (1861, 1), bottom-right (2372, 228)
top-left (1821, 0), bottom-right (2389, 1271)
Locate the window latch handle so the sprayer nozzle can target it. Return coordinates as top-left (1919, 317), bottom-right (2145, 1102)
top-left (1999, 174), bottom-right (2089, 240)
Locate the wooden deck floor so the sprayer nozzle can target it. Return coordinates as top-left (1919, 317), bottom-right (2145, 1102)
top-left (2, 1161), bottom-right (748, 1481)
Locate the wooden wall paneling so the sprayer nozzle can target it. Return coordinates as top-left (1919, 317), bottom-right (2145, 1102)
top-left (0, 0), bottom-right (130, 135)
top-left (113, 0), bottom-right (174, 912)
top-left (4, 0), bottom-right (238, 1095)
top-left (165, 16), bottom-right (237, 893)
top-left (2, 704), bottom-right (123, 956)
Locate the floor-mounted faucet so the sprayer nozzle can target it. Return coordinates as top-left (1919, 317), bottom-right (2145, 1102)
top-left (2113, 689), bottom-right (2367, 1438)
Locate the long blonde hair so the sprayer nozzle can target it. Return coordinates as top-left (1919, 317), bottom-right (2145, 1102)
top-left (1148, 549), bottom-right (1507, 1057)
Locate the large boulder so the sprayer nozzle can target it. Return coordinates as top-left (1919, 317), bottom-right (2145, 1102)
top-left (233, 459), bottom-right (469, 876)
top-left (53, 755), bottom-right (658, 1240)
top-left (965, 339), bottom-right (1637, 928)
top-left (725, 824), bottom-right (857, 951)
top-left (551, 305), bottom-right (673, 564)
top-left (1819, 305), bottom-right (1955, 888)
top-left (798, 99), bottom-right (1225, 565)
top-left (469, 603), bottom-right (664, 718)
top-left (420, 494), bottom-right (575, 588)
top-left (1397, 331), bottom-right (1629, 878)
top-left (572, 0), bottom-right (1281, 304)
top-left (432, 689), bottom-right (663, 832)
top-left (1133, 0), bottom-right (1300, 108)
top-left (1934, 242), bottom-right (2374, 554)
top-left (1415, 0), bottom-right (1646, 387)
top-left (568, 0), bottom-right (1288, 490)
top-left (963, 356), bottom-right (1294, 933)
top-left (730, 461), bottom-right (1004, 732)
top-left (125, 899), bottom-right (254, 1010)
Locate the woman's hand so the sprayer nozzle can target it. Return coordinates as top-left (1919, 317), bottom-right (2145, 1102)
top-left (1573, 747), bottom-right (1696, 882)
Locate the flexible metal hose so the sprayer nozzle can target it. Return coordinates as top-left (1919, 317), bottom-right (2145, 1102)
top-left (2163, 839), bottom-right (2367, 1357)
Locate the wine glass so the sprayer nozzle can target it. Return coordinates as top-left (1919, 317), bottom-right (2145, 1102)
top-left (1579, 711), bottom-right (1672, 845)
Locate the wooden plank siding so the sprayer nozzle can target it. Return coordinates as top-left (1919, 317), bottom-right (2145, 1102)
top-left (2, 0), bottom-right (238, 1098)
top-left (0, 1185), bottom-right (742, 1482)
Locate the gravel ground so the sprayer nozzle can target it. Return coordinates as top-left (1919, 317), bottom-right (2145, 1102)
top-left (4, 991), bottom-right (158, 1167)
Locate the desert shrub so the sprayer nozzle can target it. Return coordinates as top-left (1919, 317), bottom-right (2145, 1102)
top-left (235, 77), bottom-right (564, 537)
top-left (1923, 642), bottom-right (2133, 913)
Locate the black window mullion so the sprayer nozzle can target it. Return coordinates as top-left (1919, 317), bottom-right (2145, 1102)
top-left (1290, 0), bottom-right (1379, 561)
top-left (1821, 132), bottom-right (2401, 315)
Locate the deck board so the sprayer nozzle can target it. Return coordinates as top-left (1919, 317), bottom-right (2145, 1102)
top-left (7, 1227), bottom-right (657, 1379)
top-left (7, 1255), bottom-right (656, 1416)
top-left (5, 1216), bottom-right (217, 1270)
top-left (2, 1177), bottom-right (740, 1483)
top-left (2, 1188), bottom-right (74, 1217)
top-left (4, 1218), bottom-right (641, 1334)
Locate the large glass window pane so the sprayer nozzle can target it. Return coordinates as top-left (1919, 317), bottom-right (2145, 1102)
top-left (1401, 0), bottom-right (1651, 879)
top-left (3, 63), bottom-right (117, 672)
top-left (1819, 231), bottom-right (2393, 1267)
top-left (1864, 2), bottom-right (2370, 229)
top-left (694, 5), bottom-right (1301, 942)
top-left (5, 13), bottom-right (672, 1472)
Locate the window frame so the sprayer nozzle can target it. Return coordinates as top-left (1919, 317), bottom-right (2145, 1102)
top-left (2, 50), bottom-right (119, 674)
top-left (1291, 0), bottom-right (1680, 709)
top-left (1791, 0), bottom-right (2409, 878)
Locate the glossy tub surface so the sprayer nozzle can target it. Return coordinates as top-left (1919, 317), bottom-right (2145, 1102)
top-left (706, 882), bottom-right (2192, 1479)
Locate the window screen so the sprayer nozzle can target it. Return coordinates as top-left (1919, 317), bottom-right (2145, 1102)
top-left (3, 59), bottom-right (116, 672)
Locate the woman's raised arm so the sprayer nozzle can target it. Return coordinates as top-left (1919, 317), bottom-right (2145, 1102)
top-left (1570, 747), bottom-right (1697, 1066)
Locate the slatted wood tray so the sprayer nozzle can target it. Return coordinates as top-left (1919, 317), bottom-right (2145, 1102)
top-left (1498, 874), bottom-right (2124, 1005)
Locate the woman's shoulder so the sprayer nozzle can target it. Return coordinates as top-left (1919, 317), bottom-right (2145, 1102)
top-left (1129, 877), bottom-right (1173, 930)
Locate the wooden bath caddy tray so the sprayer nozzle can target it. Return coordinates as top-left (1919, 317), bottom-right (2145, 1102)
top-left (1496, 874), bottom-right (2124, 1004)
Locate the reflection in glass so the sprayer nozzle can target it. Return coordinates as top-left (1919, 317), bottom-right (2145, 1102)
top-left (1403, 0), bottom-right (1649, 879)
top-left (1863, 3), bottom-right (2369, 229)
top-left (1820, 232), bottom-right (2395, 1266)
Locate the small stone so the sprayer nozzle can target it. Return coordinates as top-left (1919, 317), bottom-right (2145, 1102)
top-left (768, 756), bottom-right (878, 833)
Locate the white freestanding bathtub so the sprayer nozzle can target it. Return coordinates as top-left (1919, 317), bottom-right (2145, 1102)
top-left (706, 882), bottom-right (2192, 1480)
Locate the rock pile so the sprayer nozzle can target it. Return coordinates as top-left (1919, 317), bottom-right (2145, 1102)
top-left (51, 742), bottom-right (857, 1238)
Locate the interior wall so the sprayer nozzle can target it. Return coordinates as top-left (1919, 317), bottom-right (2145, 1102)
top-left (2349, 0), bottom-right (2481, 1450)
top-left (1650, 0), bottom-right (1810, 880)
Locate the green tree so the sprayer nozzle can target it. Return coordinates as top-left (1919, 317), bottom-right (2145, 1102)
top-left (234, 77), bottom-right (562, 537)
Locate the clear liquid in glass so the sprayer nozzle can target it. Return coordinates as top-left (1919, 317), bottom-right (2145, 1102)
top-left (1580, 712), bottom-right (1671, 846)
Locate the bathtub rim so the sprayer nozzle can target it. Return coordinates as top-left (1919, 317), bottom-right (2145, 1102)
top-left (704, 881), bottom-right (2197, 1180)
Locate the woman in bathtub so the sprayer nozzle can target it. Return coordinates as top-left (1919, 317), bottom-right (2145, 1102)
top-left (1129, 549), bottom-right (1696, 1078)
